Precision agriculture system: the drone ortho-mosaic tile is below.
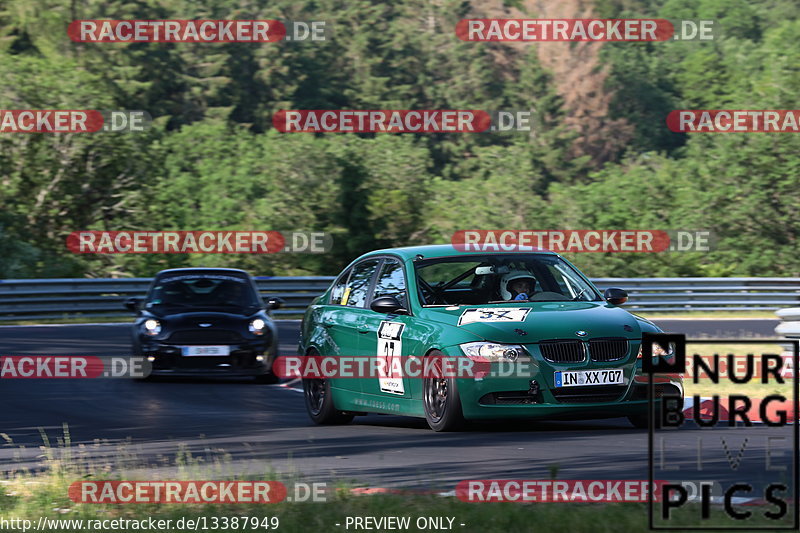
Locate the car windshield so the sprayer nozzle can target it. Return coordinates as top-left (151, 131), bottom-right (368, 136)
top-left (414, 254), bottom-right (601, 306)
top-left (145, 273), bottom-right (261, 311)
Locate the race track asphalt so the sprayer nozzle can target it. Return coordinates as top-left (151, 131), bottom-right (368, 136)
top-left (0, 320), bottom-right (791, 493)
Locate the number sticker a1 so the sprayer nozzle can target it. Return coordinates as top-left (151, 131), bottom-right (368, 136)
top-left (378, 321), bottom-right (405, 395)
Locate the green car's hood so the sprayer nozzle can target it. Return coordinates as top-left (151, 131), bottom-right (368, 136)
top-left (419, 302), bottom-right (642, 343)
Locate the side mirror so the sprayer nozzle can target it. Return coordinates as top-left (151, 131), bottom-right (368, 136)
top-left (604, 288), bottom-right (628, 306)
top-left (265, 297), bottom-right (284, 310)
top-left (124, 296), bottom-right (143, 312)
top-left (370, 296), bottom-right (408, 315)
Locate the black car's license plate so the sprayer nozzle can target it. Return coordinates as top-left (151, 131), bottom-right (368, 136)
top-left (181, 345), bottom-right (230, 356)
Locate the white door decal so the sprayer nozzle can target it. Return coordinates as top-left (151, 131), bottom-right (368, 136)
top-left (377, 321), bottom-right (405, 395)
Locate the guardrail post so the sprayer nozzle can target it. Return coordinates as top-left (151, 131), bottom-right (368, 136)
top-left (774, 307), bottom-right (800, 378)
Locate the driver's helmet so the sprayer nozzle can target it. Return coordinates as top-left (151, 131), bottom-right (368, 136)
top-left (500, 270), bottom-right (537, 300)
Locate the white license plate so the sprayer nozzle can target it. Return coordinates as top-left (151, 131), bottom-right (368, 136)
top-left (182, 345), bottom-right (230, 357)
top-left (554, 369), bottom-right (624, 388)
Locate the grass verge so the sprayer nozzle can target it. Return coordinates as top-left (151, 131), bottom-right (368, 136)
top-left (1, 479), bottom-right (796, 533)
top-left (1, 426), bottom-right (796, 533)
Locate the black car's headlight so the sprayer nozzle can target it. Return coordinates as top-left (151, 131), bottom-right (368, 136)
top-left (249, 318), bottom-right (266, 336)
top-left (460, 342), bottom-right (524, 362)
top-left (143, 319), bottom-right (161, 336)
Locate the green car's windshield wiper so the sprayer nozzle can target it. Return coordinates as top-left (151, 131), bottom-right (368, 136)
top-left (572, 288), bottom-right (588, 301)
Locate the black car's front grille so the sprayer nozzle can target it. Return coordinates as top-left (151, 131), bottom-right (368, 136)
top-left (589, 338), bottom-right (629, 362)
top-left (167, 329), bottom-right (242, 344)
top-left (539, 340), bottom-right (586, 363)
top-left (551, 385), bottom-right (627, 404)
top-left (151, 351), bottom-right (260, 370)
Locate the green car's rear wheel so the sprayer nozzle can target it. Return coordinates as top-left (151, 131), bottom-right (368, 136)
top-left (303, 377), bottom-right (354, 425)
top-left (422, 351), bottom-right (465, 431)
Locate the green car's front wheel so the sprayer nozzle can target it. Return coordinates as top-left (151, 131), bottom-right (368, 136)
top-left (303, 377), bottom-right (354, 425)
top-left (422, 351), bottom-right (465, 431)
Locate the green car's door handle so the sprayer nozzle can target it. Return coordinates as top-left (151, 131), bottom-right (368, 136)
top-left (357, 328), bottom-right (370, 334)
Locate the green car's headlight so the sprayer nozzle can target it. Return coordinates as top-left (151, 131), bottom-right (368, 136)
top-left (637, 341), bottom-right (674, 359)
top-left (460, 342), bottom-right (524, 362)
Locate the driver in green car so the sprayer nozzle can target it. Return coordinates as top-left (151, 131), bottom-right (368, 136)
top-left (500, 270), bottom-right (537, 301)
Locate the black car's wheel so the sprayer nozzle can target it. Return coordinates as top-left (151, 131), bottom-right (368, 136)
top-left (303, 377), bottom-right (354, 425)
top-left (422, 351), bottom-right (465, 432)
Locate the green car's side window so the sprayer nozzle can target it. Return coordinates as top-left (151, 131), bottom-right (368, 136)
top-left (329, 269), bottom-right (351, 305)
top-left (343, 259), bottom-right (380, 308)
top-left (372, 260), bottom-right (407, 309)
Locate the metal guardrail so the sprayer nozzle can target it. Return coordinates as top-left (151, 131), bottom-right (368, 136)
top-left (592, 277), bottom-right (800, 312)
top-left (0, 277), bottom-right (336, 320)
top-left (1, 277), bottom-right (799, 321)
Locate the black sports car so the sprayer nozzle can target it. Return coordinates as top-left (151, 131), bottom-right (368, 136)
top-left (125, 268), bottom-right (282, 380)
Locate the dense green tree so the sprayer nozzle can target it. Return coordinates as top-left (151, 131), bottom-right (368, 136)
top-left (0, 0), bottom-right (798, 279)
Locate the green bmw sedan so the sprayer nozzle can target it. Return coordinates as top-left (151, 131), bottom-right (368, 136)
top-left (298, 245), bottom-right (683, 431)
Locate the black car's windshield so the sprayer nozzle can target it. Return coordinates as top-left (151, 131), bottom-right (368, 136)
top-left (415, 254), bottom-right (601, 306)
top-left (145, 273), bottom-right (261, 311)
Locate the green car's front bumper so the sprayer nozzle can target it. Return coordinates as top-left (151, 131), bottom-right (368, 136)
top-left (439, 345), bottom-right (682, 421)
